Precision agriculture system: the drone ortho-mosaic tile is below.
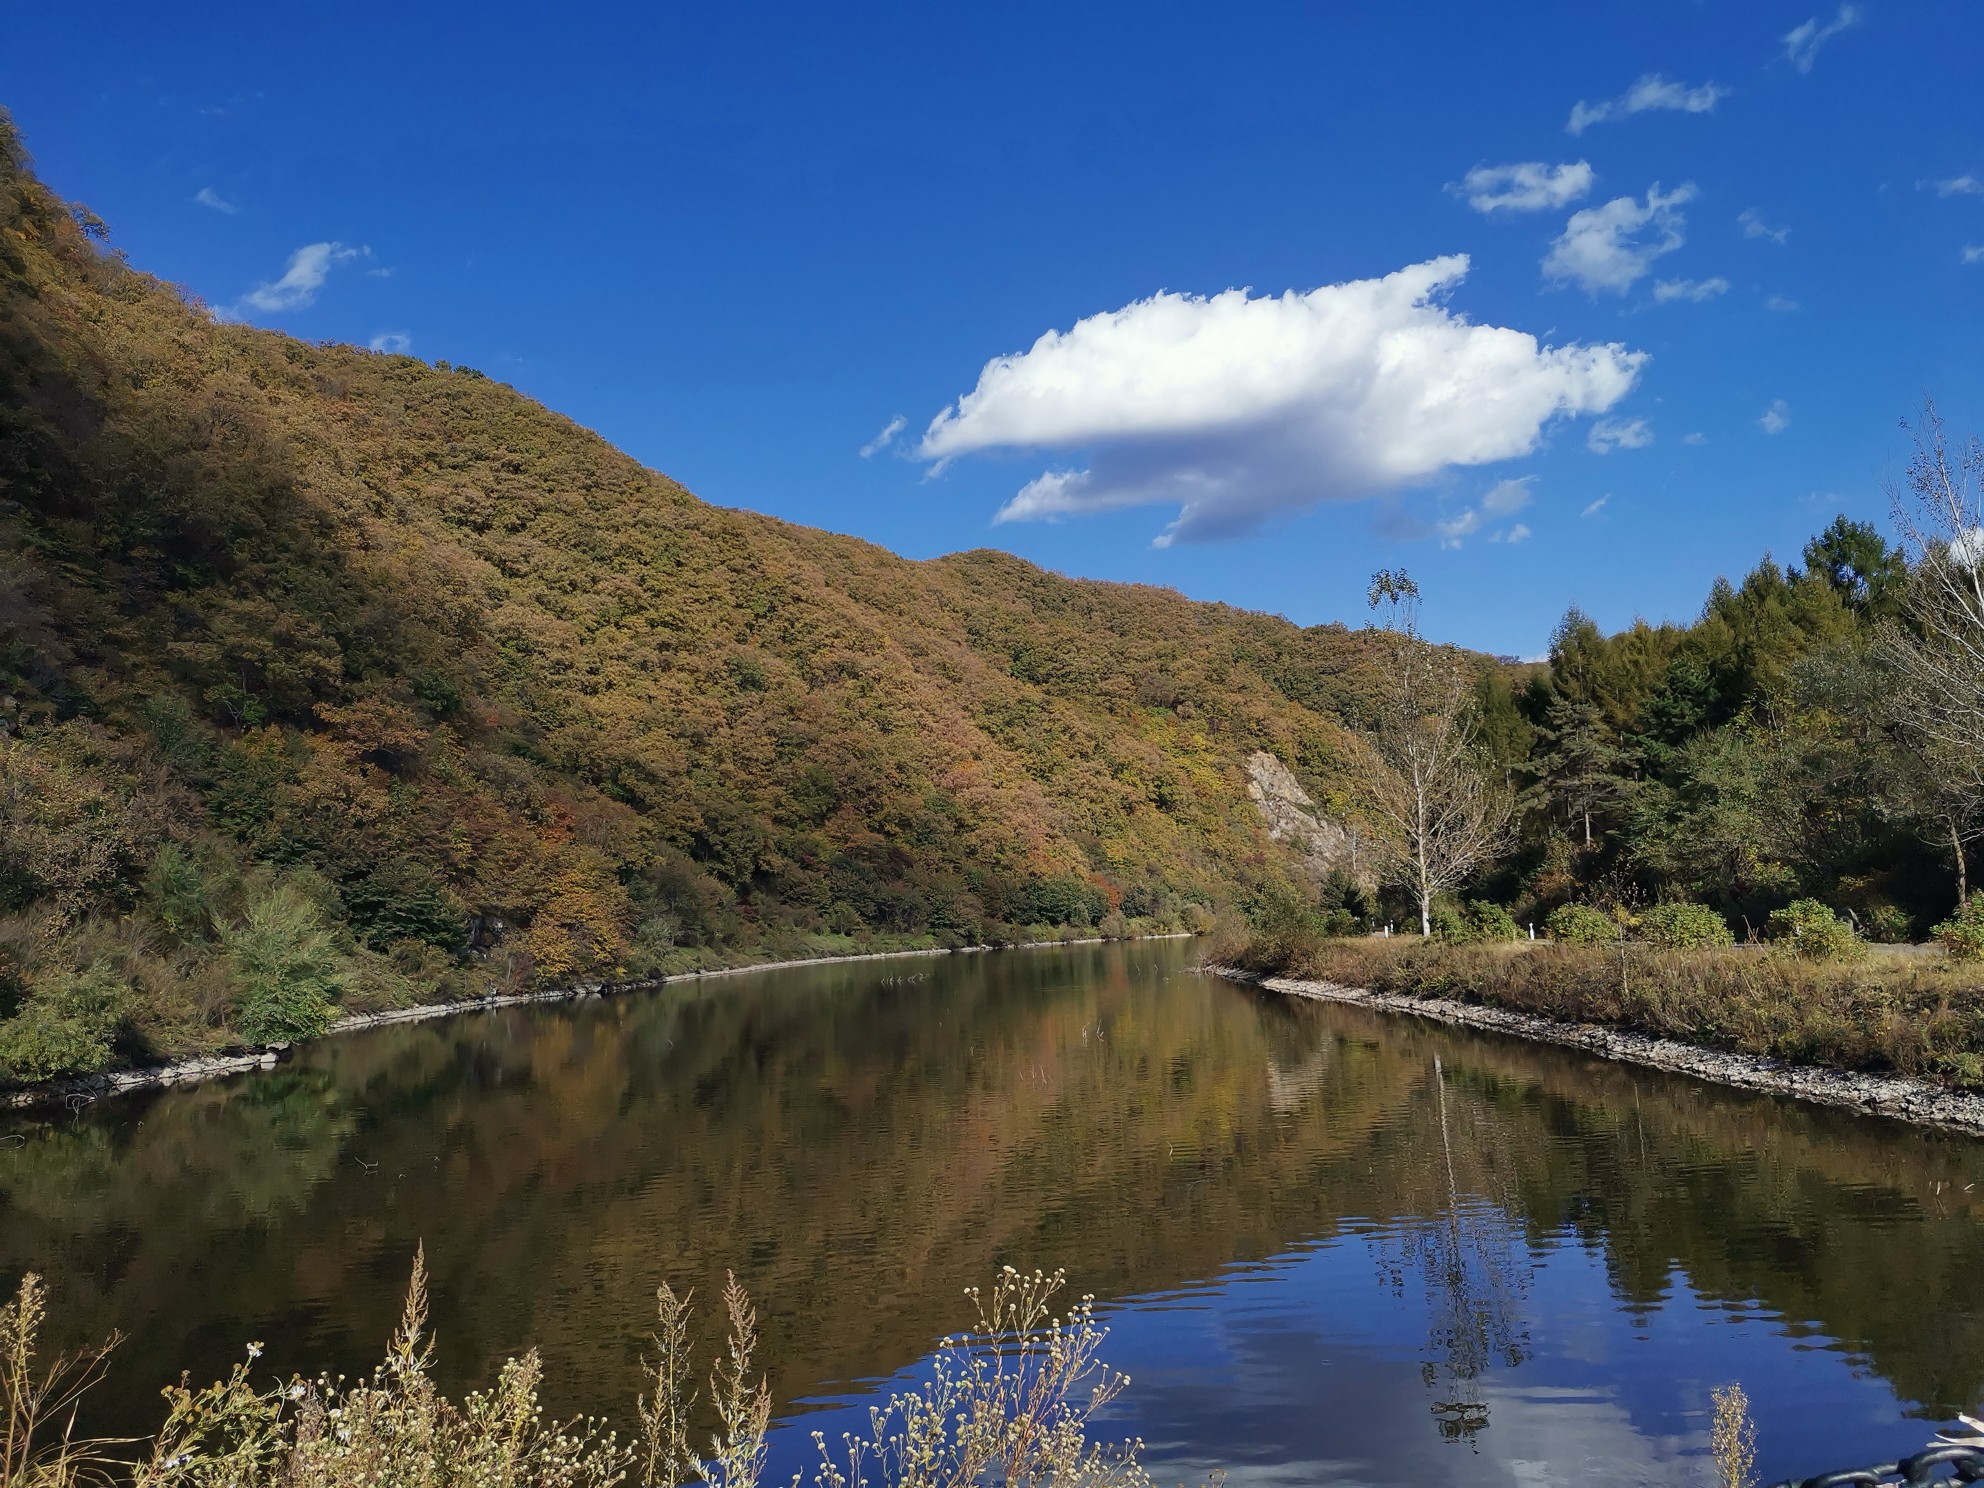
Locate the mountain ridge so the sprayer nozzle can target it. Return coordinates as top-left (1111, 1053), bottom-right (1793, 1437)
top-left (0, 112), bottom-right (1399, 1076)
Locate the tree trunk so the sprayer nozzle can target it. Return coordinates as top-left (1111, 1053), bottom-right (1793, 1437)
top-left (1419, 885), bottom-right (1433, 937)
top-left (1955, 818), bottom-right (1970, 907)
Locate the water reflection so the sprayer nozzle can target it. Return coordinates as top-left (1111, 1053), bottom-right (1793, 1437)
top-left (0, 942), bottom-right (1979, 1486)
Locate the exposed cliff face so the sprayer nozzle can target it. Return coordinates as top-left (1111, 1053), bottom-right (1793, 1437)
top-left (1245, 751), bottom-right (1367, 885)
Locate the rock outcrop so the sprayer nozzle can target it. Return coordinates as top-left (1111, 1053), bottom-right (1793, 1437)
top-left (1245, 750), bottom-right (1367, 885)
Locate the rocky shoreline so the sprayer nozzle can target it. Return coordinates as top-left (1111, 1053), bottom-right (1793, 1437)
top-left (3, 934), bottom-right (1191, 1114)
top-left (1218, 966), bottom-right (1984, 1138)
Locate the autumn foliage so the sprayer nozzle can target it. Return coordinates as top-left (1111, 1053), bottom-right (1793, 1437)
top-left (0, 112), bottom-right (1392, 1081)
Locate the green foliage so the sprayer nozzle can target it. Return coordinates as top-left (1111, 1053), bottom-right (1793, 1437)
top-left (144, 842), bottom-right (217, 943)
top-left (1767, 899), bottom-right (1861, 961)
top-left (1019, 877), bottom-right (1108, 929)
top-left (1464, 900), bottom-right (1521, 942)
top-left (0, 962), bottom-right (123, 1082)
top-left (1933, 893), bottom-right (1984, 962)
top-left (1241, 881), bottom-right (1352, 970)
top-left (1636, 902), bottom-right (1734, 950)
top-left (221, 884), bottom-right (353, 1043)
top-left (1546, 903), bottom-right (1617, 946)
top-left (1434, 899), bottom-right (1519, 943)
top-left (1802, 515), bottom-right (1906, 619)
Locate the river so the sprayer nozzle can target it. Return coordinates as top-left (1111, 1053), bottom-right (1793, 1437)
top-left (2, 939), bottom-right (1980, 1485)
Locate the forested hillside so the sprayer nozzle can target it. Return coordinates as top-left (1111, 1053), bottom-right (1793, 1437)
top-left (1471, 510), bottom-right (1973, 939)
top-left (0, 114), bottom-right (1396, 1080)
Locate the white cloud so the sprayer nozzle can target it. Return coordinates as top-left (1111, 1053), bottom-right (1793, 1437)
top-left (1952, 527), bottom-right (1984, 570)
top-left (1567, 75), bottom-right (1728, 135)
top-left (1928, 176), bottom-right (1984, 198)
top-left (368, 330), bottom-right (412, 354)
top-left (194, 186), bottom-right (238, 214)
top-left (1738, 208), bottom-right (1788, 244)
top-left (1759, 399), bottom-right (1792, 434)
top-left (1455, 161), bottom-right (1594, 214)
top-left (1543, 184), bottom-right (1695, 294)
top-left (1681, 432), bottom-right (1708, 445)
top-left (1498, 522), bottom-right (1532, 544)
top-left (859, 415), bottom-right (906, 458)
top-left (1581, 495), bottom-right (1610, 518)
top-left (1765, 295), bottom-right (1800, 312)
top-left (915, 256), bottom-right (1647, 544)
top-left (1652, 276), bottom-right (1730, 303)
top-left (237, 241), bottom-right (367, 313)
top-left (1963, 245), bottom-right (1984, 265)
top-left (1481, 477), bottom-right (1534, 516)
top-left (1588, 416), bottom-right (1653, 453)
top-left (1435, 508), bottom-right (1483, 549)
top-left (1783, 5), bottom-right (1861, 72)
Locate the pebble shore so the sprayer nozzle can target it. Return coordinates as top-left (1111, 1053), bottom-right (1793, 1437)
top-left (1219, 967), bottom-right (1984, 1137)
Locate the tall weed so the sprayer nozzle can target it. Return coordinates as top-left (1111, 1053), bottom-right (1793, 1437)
top-left (0, 1259), bottom-right (1165, 1488)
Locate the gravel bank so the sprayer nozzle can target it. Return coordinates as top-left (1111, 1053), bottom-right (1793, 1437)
top-left (1219, 966), bottom-right (1984, 1137)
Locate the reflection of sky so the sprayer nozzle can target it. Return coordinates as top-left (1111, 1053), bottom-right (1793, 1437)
top-left (763, 1223), bottom-right (1925, 1488)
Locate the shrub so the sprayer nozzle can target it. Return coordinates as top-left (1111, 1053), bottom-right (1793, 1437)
top-left (1861, 901), bottom-right (1914, 944)
top-left (1546, 903), bottom-right (1616, 946)
top-left (1636, 902), bottom-right (1733, 950)
top-left (1434, 900), bottom-right (1519, 943)
top-left (1428, 900), bottom-right (1467, 941)
top-left (0, 962), bottom-right (124, 1083)
top-left (1933, 893), bottom-right (1984, 962)
top-left (1767, 898), bottom-right (1860, 960)
top-left (1097, 910), bottom-right (1130, 940)
top-left (223, 883), bottom-right (353, 1044)
top-left (1464, 900), bottom-right (1521, 942)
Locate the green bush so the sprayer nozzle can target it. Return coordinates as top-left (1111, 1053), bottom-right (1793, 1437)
top-left (1932, 893), bottom-right (1984, 962)
top-left (222, 884), bottom-right (353, 1044)
top-left (1767, 898), bottom-right (1860, 960)
top-left (1546, 903), bottom-right (1617, 945)
top-left (1636, 902), bottom-right (1734, 950)
top-left (1435, 900), bottom-right (1520, 943)
top-left (0, 963), bottom-right (125, 1082)
top-left (1861, 901), bottom-right (1914, 944)
top-left (1097, 910), bottom-right (1130, 940)
top-left (1464, 900), bottom-right (1521, 942)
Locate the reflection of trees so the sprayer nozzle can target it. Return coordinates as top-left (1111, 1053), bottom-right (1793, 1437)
top-left (1364, 1056), bottom-right (1533, 1445)
top-left (1, 942), bottom-right (1981, 1445)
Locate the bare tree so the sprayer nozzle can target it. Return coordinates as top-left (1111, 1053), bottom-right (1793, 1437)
top-left (1358, 570), bottom-right (1512, 936)
top-left (1879, 406), bottom-right (1984, 904)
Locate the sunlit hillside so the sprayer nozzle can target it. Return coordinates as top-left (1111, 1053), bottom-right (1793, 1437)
top-left (0, 113), bottom-right (1399, 1077)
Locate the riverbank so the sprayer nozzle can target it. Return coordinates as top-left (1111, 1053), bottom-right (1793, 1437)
top-left (2, 934), bottom-right (1194, 1112)
top-left (1218, 963), bottom-right (1984, 1137)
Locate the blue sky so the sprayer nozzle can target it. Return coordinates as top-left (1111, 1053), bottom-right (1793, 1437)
top-left (6, 1), bottom-right (1981, 655)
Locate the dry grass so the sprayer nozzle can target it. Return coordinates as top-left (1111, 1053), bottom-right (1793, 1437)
top-left (0, 1259), bottom-right (1164, 1488)
top-left (1709, 1384), bottom-right (1757, 1488)
top-left (1228, 935), bottom-right (1984, 1090)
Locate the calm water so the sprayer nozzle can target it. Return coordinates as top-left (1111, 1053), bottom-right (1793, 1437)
top-left (4, 940), bottom-right (1982, 1485)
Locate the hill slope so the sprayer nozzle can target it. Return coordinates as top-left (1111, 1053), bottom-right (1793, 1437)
top-left (0, 114), bottom-right (1391, 1076)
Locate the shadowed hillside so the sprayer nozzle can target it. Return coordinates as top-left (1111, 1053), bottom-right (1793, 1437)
top-left (0, 113), bottom-right (1395, 1076)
